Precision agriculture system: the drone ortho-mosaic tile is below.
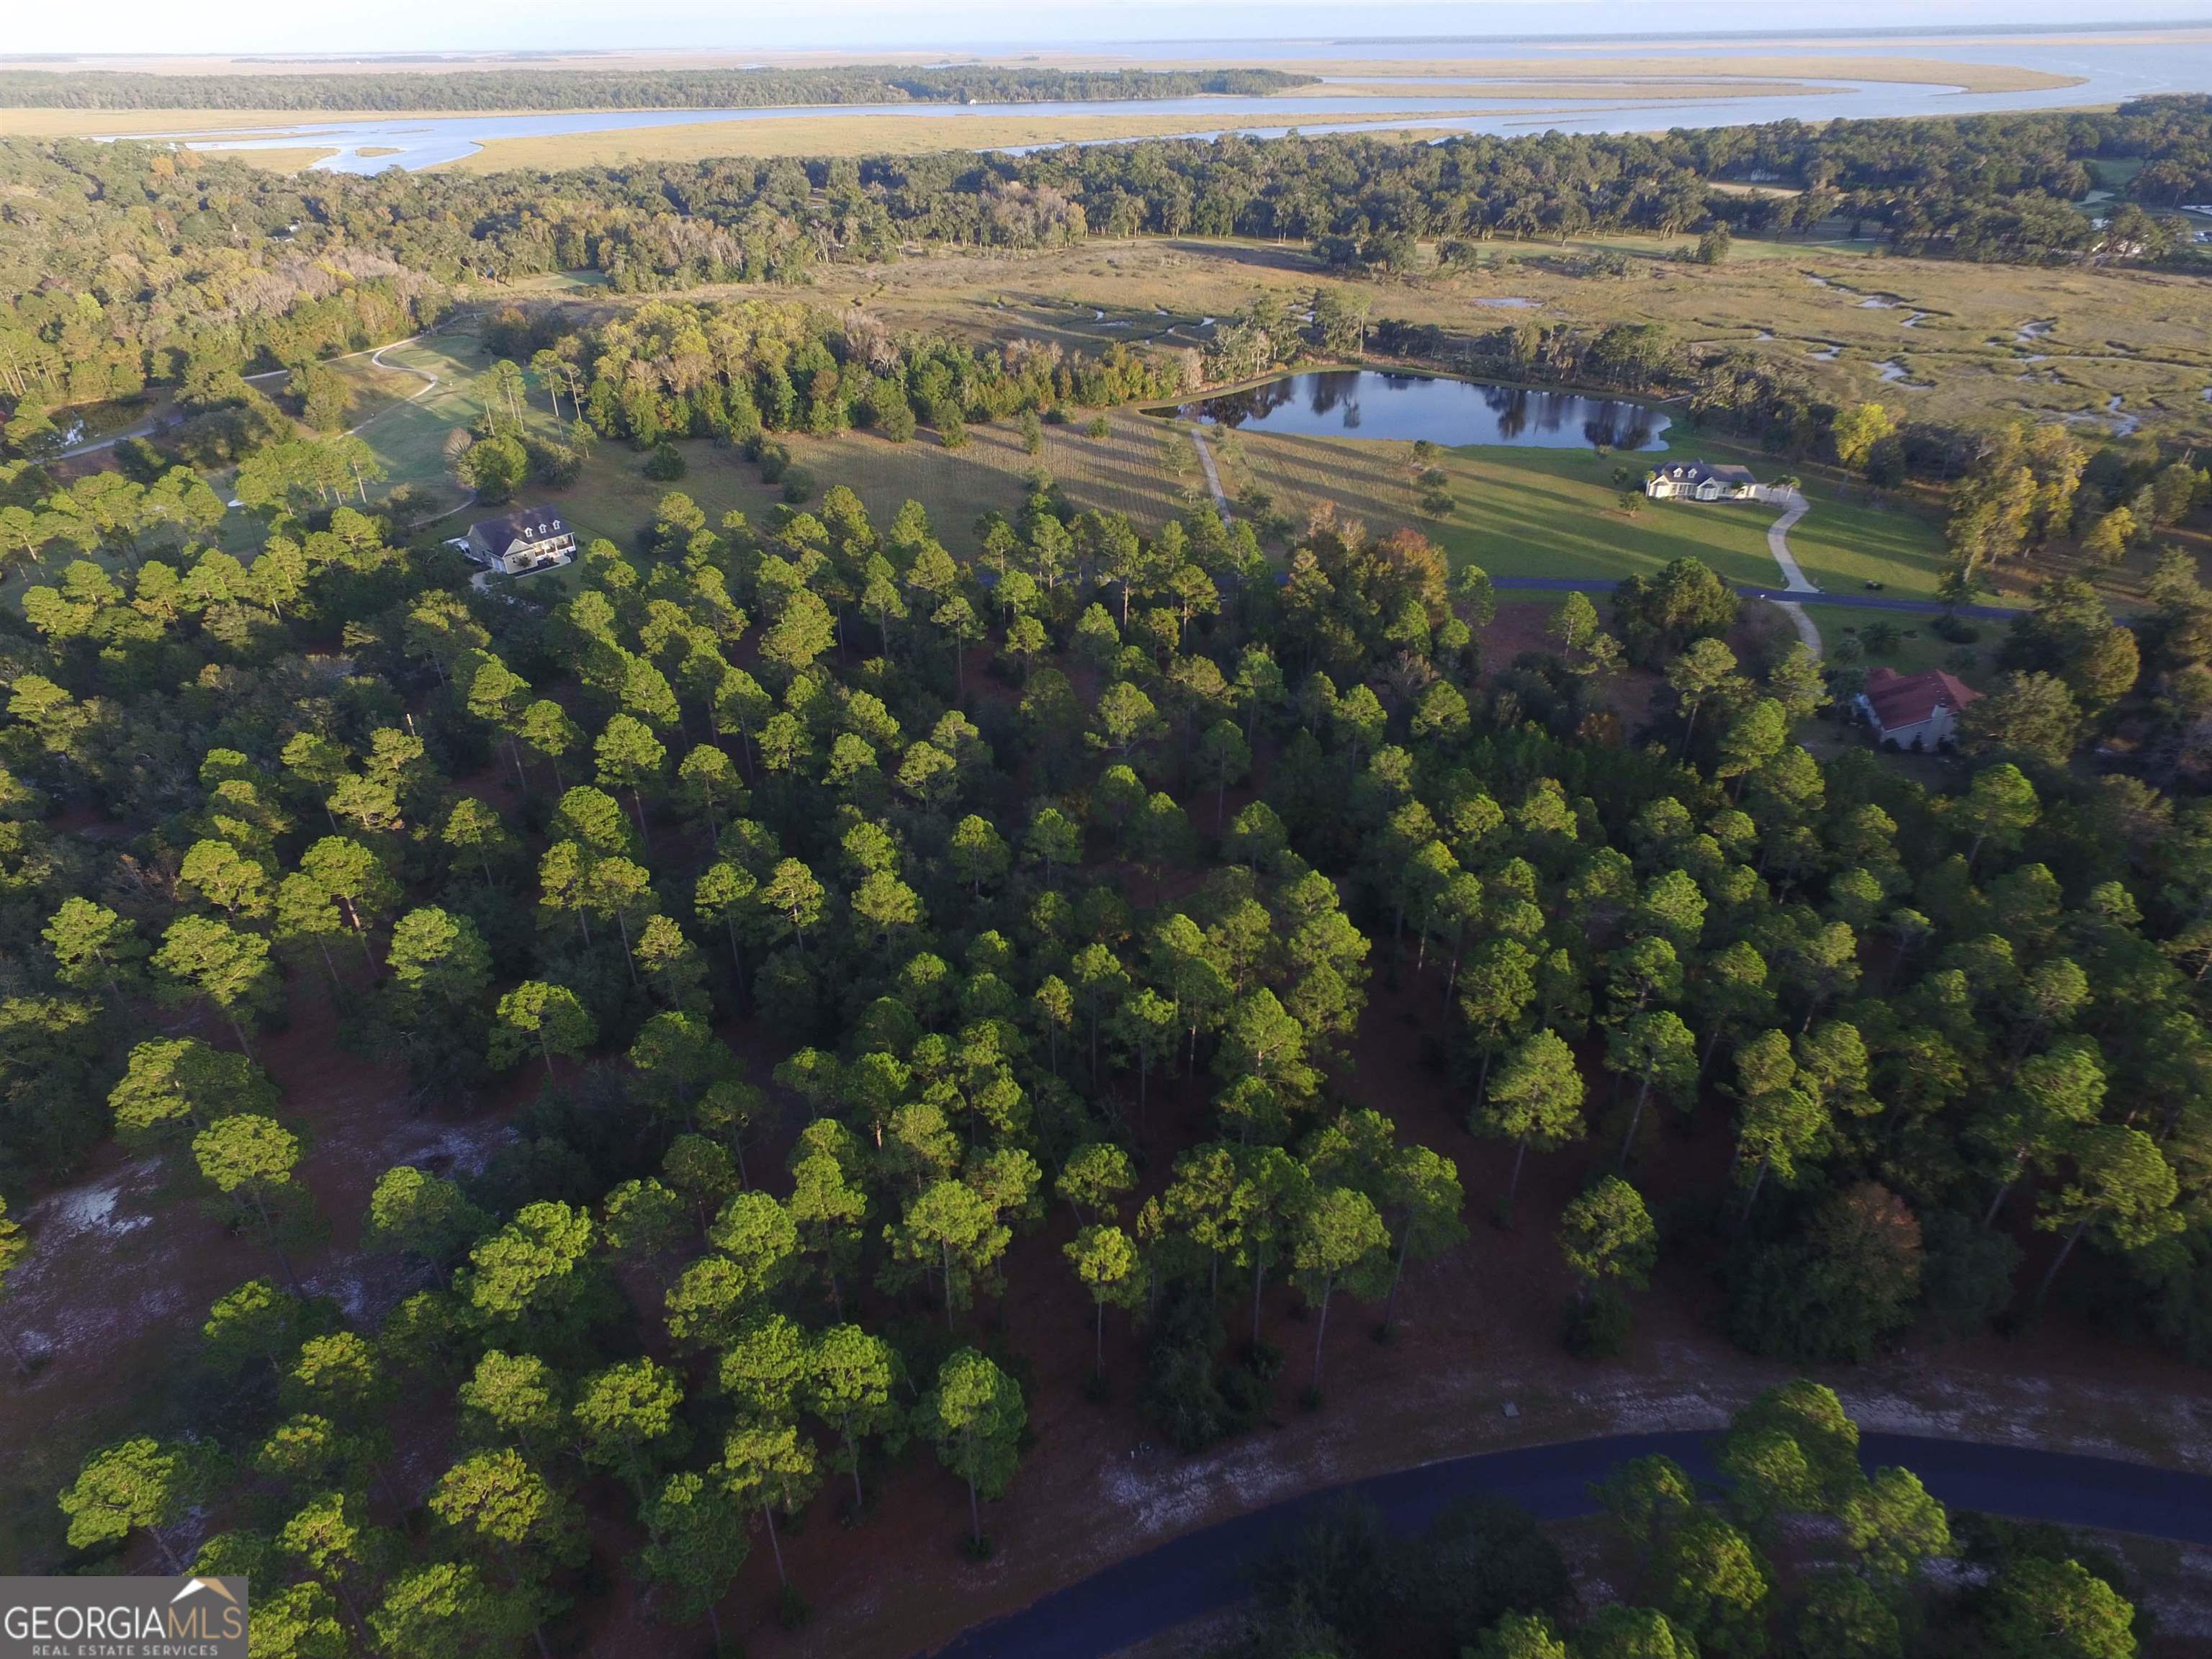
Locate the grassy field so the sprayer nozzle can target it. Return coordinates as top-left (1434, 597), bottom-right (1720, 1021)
top-left (553, 417), bottom-right (1205, 552)
top-left (1300, 78), bottom-right (1823, 100)
top-left (341, 334), bottom-right (502, 521)
top-left (1214, 421), bottom-right (1953, 596)
top-left (217, 145), bottom-right (339, 171)
top-left (1822, 607), bottom-right (1979, 680)
top-left (448, 112), bottom-right (1451, 173)
top-left (1234, 53), bottom-right (2086, 94)
top-left (1231, 433), bottom-right (1770, 586)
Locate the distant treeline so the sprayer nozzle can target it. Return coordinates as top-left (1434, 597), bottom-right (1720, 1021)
top-left (0, 65), bottom-right (1309, 112)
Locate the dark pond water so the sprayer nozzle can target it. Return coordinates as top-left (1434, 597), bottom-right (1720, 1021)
top-left (1169, 370), bottom-right (1669, 449)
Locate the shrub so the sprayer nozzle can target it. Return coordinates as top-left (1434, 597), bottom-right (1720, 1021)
top-left (780, 466), bottom-right (817, 504)
top-left (1727, 1182), bottom-right (1923, 1364)
top-left (1562, 1285), bottom-right (1632, 1359)
top-left (642, 441), bottom-right (686, 481)
top-left (1917, 1209), bottom-right (2021, 1342)
top-left (1140, 1280), bottom-right (1265, 1452)
top-left (865, 377), bottom-right (916, 442)
top-left (526, 438), bottom-right (580, 487)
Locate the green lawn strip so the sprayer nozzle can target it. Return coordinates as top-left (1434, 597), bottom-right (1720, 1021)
top-left (1817, 605), bottom-right (1978, 680)
top-left (1430, 442), bottom-right (1782, 587)
top-left (1775, 483), bottom-right (1951, 601)
top-left (1686, 433), bottom-right (1954, 600)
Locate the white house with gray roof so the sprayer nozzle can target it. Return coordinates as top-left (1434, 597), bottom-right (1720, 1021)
top-left (464, 508), bottom-right (575, 575)
top-left (1645, 459), bottom-right (1760, 501)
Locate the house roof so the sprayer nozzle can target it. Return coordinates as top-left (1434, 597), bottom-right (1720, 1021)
top-left (1861, 665), bottom-right (1980, 732)
top-left (1647, 459), bottom-right (1758, 486)
top-left (468, 508), bottom-right (569, 547)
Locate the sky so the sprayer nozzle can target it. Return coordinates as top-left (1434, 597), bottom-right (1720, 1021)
top-left (9, 1), bottom-right (2210, 58)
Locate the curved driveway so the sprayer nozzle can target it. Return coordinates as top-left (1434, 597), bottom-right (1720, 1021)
top-left (1760, 487), bottom-right (1823, 657)
top-left (924, 1431), bottom-right (2212, 1659)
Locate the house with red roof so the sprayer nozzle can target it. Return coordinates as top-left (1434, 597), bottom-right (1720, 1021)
top-left (1855, 665), bottom-right (1981, 751)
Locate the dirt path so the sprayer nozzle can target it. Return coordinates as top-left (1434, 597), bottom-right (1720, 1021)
top-left (1187, 426), bottom-right (1230, 520)
top-left (343, 336), bottom-right (441, 438)
top-left (1761, 485), bottom-right (1823, 657)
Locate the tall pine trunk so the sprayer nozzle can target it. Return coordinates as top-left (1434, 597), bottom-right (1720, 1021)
top-left (1310, 1280), bottom-right (1334, 1390)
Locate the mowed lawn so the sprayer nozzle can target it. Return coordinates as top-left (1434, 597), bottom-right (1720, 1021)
top-left (1233, 423), bottom-right (1951, 596)
top-left (1817, 606), bottom-right (1984, 679)
top-left (1763, 477), bottom-right (1953, 601)
top-left (344, 333), bottom-right (507, 518)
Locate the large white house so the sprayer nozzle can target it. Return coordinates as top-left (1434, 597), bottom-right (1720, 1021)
top-left (464, 508), bottom-right (575, 575)
top-left (1645, 459), bottom-right (1760, 501)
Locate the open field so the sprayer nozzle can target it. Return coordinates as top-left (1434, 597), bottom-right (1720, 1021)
top-left (1286, 78), bottom-right (1825, 100)
top-left (336, 333), bottom-right (498, 518)
top-left (1280, 55), bottom-right (2083, 94)
top-left (218, 145), bottom-right (339, 171)
top-left (560, 417), bottom-right (1205, 551)
top-left (449, 112), bottom-right (1452, 172)
top-left (1208, 421), bottom-right (1952, 595)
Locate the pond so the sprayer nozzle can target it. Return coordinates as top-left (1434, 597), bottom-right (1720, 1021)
top-left (1166, 371), bottom-right (1670, 450)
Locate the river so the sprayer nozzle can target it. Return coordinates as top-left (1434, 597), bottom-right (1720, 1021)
top-left (120, 31), bottom-right (2212, 174)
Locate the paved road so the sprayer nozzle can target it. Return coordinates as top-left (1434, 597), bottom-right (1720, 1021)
top-left (1490, 575), bottom-right (2020, 623)
top-left (924, 1431), bottom-right (2212, 1659)
top-left (1759, 487), bottom-right (1823, 657)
